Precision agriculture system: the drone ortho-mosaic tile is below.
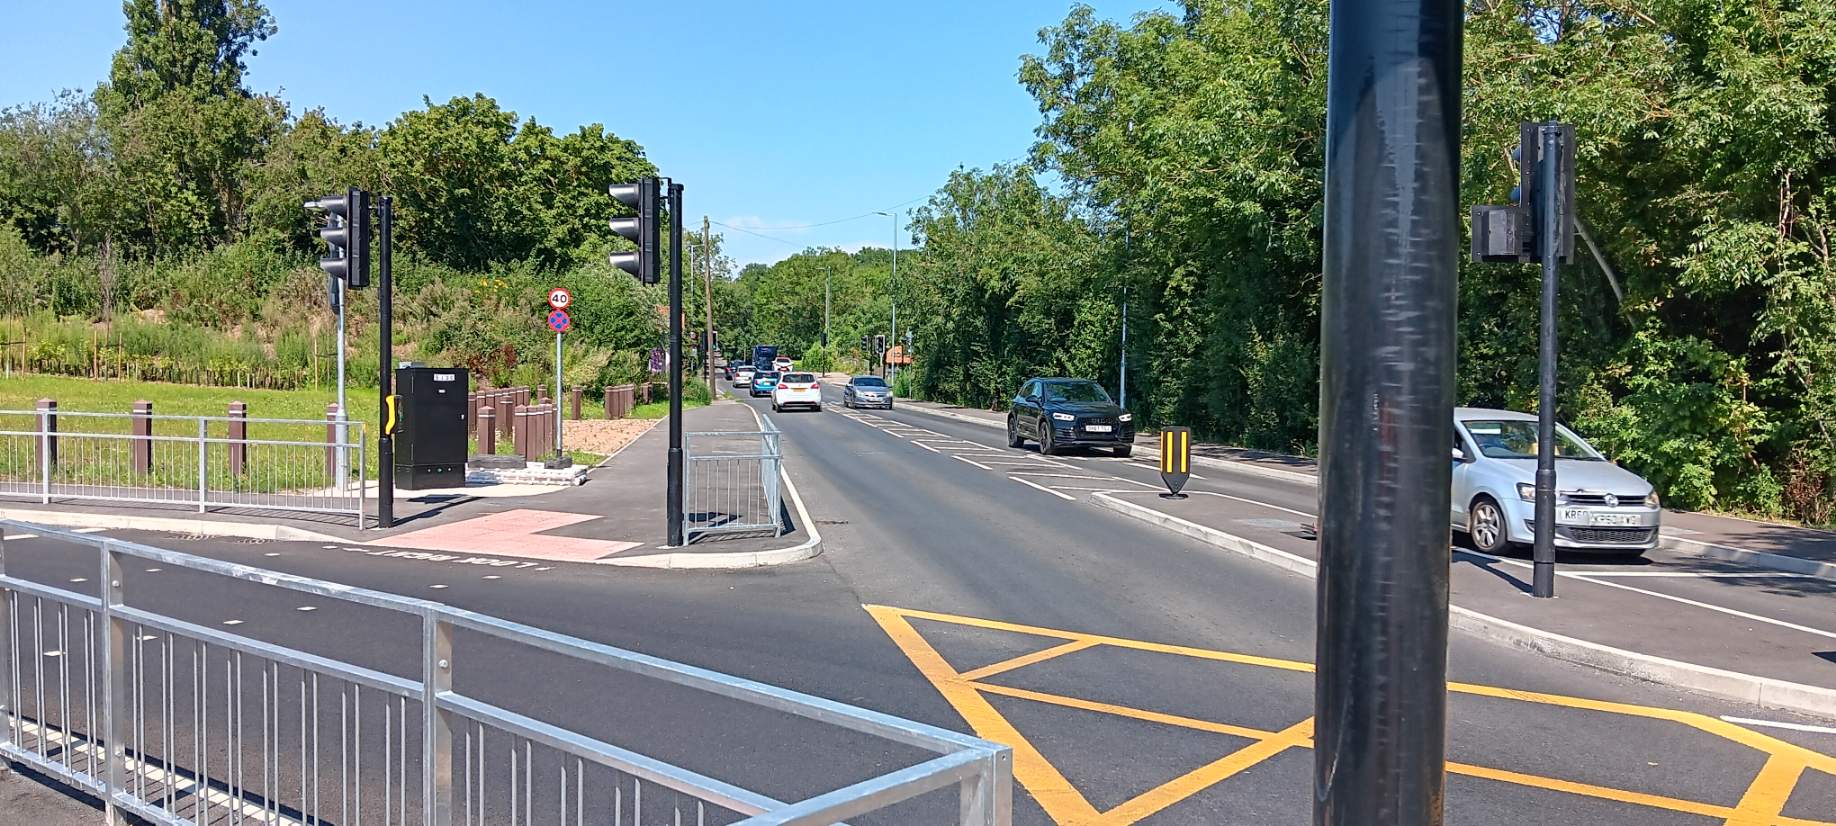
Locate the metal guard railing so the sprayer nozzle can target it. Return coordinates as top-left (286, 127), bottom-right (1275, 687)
top-left (683, 415), bottom-right (784, 541)
top-left (0, 520), bottom-right (1013, 825)
top-left (0, 409), bottom-right (366, 528)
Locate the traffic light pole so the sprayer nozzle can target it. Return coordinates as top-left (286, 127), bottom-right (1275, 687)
top-left (667, 181), bottom-right (686, 547)
top-left (1532, 124), bottom-right (1561, 598)
top-left (1315, 0), bottom-right (1459, 823)
top-left (377, 196), bottom-right (395, 529)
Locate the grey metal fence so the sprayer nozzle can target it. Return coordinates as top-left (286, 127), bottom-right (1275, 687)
top-left (683, 416), bottom-right (783, 541)
top-left (0, 520), bottom-right (1013, 825)
top-left (0, 409), bottom-right (366, 528)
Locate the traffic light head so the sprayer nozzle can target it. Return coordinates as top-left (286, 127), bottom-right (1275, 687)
top-left (608, 177), bottom-right (660, 285)
top-left (308, 188), bottom-right (371, 289)
top-left (873, 334), bottom-right (886, 354)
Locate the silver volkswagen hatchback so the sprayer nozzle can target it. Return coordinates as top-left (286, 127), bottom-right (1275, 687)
top-left (1452, 407), bottom-right (1660, 555)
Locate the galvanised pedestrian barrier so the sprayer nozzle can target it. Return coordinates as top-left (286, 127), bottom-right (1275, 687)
top-left (683, 416), bottom-right (784, 541)
top-left (0, 407), bottom-right (365, 528)
top-left (0, 521), bottom-right (1013, 825)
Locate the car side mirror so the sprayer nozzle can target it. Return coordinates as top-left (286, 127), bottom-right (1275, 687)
top-left (1452, 447), bottom-right (1467, 462)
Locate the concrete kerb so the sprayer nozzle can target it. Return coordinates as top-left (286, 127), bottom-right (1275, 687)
top-left (1088, 490), bottom-right (1836, 719)
top-left (595, 402), bottom-right (824, 570)
top-left (0, 508), bottom-right (346, 544)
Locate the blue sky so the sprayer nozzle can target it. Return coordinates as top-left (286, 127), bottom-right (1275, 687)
top-left (1, 1), bottom-right (1167, 267)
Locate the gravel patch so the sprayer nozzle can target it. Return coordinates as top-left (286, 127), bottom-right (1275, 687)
top-left (564, 418), bottom-right (659, 457)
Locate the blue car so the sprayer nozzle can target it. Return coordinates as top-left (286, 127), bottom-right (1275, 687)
top-left (749, 371), bottom-right (780, 397)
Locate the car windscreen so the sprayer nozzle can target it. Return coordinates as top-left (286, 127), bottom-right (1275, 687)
top-left (852, 377), bottom-right (887, 387)
top-left (1462, 420), bottom-right (1602, 460)
top-left (782, 373), bottom-right (815, 383)
top-left (1045, 381), bottom-right (1112, 403)
top-left (757, 372), bottom-right (778, 381)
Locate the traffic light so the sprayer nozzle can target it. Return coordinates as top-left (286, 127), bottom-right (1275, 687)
top-left (1471, 123), bottom-right (1575, 263)
top-left (873, 334), bottom-right (886, 355)
top-left (308, 188), bottom-right (371, 288)
top-left (859, 335), bottom-right (868, 353)
top-left (608, 177), bottom-right (660, 284)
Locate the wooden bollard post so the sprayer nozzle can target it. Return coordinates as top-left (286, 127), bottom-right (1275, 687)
top-left (478, 406), bottom-right (496, 454)
top-left (227, 401), bottom-right (248, 475)
top-left (570, 387), bottom-right (582, 421)
top-left (513, 405), bottom-right (530, 459)
top-left (131, 400), bottom-right (154, 475)
top-left (603, 386), bottom-right (615, 419)
top-left (495, 394), bottom-right (513, 438)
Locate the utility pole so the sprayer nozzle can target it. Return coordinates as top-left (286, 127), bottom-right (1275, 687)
top-left (1532, 124), bottom-right (1563, 598)
top-left (1315, 1), bottom-right (1460, 824)
top-left (1119, 282), bottom-right (1129, 409)
top-left (823, 263), bottom-right (831, 349)
top-left (703, 215), bottom-right (715, 395)
top-left (877, 210), bottom-right (899, 386)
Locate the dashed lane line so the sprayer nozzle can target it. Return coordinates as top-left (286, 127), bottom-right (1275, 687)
top-left (952, 454), bottom-right (995, 471)
top-left (1011, 476), bottom-right (1076, 501)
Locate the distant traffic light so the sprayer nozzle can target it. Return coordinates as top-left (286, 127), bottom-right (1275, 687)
top-left (308, 188), bottom-right (371, 288)
top-left (608, 178), bottom-right (660, 284)
top-left (873, 334), bottom-right (886, 355)
top-left (1472, 123), bottom-right (1575, 263)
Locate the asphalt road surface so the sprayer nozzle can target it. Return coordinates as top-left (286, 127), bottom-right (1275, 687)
top-left (3, 386), bottom-right (1833, 825)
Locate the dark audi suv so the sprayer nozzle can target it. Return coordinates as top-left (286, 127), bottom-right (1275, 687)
top-left (1007, 377), bottom-right (1134, 457)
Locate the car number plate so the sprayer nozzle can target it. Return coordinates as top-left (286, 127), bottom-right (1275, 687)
top-left (1085, 424), bottom-right (1112, 433)
top-left (1591, 513), bottom-right (1640, 527)
top-left (1559, 507), bottom-right (1589, 524)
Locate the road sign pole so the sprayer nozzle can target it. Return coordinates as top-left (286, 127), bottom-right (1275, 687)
top-left (378, 195), bottom-right (394, 529)
top-left (666, 181), bottom-right (685, 547)
top-left (1315, 0), bottom-right (1460, 824)
top-left (1532, 123), bottom-right (1561, 599)
top-left (555, 330), bottom-right (564, 458)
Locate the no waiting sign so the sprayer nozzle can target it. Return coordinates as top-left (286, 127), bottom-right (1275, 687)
top-left (547, 309), bottom-right (572, 333)
top-left (547, 287), bottom-right (572, 310)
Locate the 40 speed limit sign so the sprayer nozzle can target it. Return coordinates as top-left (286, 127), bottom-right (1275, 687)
top-left (547, 287), bottom-right (573, 310)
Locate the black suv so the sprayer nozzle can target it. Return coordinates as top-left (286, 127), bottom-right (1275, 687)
top-left (1007, 377), bottom-right (1133, 457)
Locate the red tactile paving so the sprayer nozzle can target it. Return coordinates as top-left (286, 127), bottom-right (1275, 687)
top-left (366, 508), bottom-right (643, 561)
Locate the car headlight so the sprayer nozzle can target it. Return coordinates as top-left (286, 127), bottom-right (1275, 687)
top-left (1644, 491), bottom-right (1660, 508)
top-left (1051, 412), bottom-right (1075, 422)
top-left (1118, 413), bottom-right (1133, 422)
top-left (1516, 483), bottom-right (1536, 502)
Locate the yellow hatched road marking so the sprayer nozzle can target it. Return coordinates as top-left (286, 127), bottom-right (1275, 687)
top-left (867, 604), bottom-right (1836, 826)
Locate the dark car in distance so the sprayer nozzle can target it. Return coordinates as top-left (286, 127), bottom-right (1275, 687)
top-left (1007, 377), bottom-right (1134, 457)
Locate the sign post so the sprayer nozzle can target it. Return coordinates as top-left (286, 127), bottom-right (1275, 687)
top-left (546, 303), bottom-right (572, 462)
top-left (1158, 426), bottom-right (1190, 499)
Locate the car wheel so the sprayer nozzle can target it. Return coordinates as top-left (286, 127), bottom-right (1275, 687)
top-left (1007, 417), bottom-right (1025, 448)
top-left (1039, 420), bottom-right (1057, 456)
top-left (1468, 497), bottom-right (1511, 554)
top-left (1113, 444), bottom-right (1133, 458)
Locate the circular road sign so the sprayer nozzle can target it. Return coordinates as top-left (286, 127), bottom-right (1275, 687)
top-left (547, 287), bottom-right (573, 310)
top-left (547, 309), bottom-right (572, 333)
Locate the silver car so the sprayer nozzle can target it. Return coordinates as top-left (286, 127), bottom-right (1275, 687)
top-left (1452, 407), bottom-right (1660, 555)
top-left (842, 375), bottom-right (893, 409)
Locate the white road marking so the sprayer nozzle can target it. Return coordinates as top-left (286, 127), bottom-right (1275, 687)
top-left (482, 575), bottom-right (501, 580)
top-left (72, 527), bottom-right (106, 534)
top-left (952, 454), bottom-right (994, 470)
top-left (69, 577), bottom-right (87, 583)
top-left (1717, 715), bottom-right (1836, 735)
top-left (264, 552), bottom-right (281, 557)
top-left (911, 440), bottom-right (943, 454)
top-left (1463, 550), bottom-right (1836, 640)
top-left (3, 533), bottom-right (38, 541)
top-left (222, 619), bottom-right (243, 626)
top-left (144, 568), bottom-right (161, 572)
top-left (429, 584), bottom-right (448, 590)
top-left (296, 606), bottom-right (317, 612)
top-left (42, 650), bottom-right (62, 658)
top-left (1011, 476), bottom-right (1076, 501)
top-left (1008, 471), bottom-right (1129, 484)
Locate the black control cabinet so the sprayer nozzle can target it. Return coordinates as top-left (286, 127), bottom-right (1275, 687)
top-left (394, 367), bottom-right (469, 489)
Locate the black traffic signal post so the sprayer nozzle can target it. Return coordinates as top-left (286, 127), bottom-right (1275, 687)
top-left (1472, 122), bottom-right (1576, 598)
top-left (1315, 1), bottom-right (1461, 824)
top-left (307, 189), bottom-right (396, 529)
top-left (610, 177), bottom-right (686, 547)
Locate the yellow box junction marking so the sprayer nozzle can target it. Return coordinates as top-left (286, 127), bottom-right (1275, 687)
top-left (864, 604), bottom-right (1836, 826)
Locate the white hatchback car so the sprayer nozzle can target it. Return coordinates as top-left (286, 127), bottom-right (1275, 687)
top-left (1452, 407), bottom-right (1660, 555)
top-left (771, 372), bottom-right (823, 412)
